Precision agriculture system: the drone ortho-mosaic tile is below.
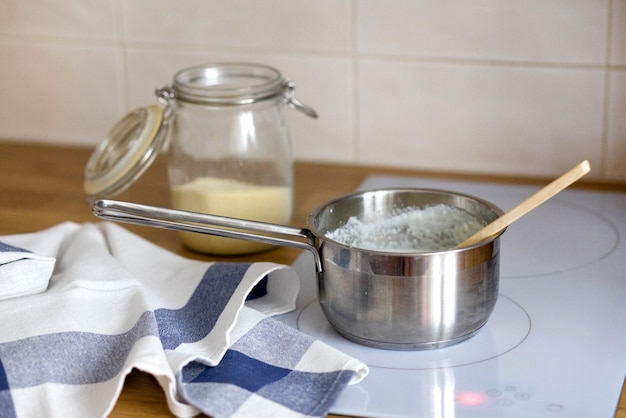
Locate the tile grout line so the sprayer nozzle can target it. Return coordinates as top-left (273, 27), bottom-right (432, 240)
top-left (114, 0), bottom-right (131, 114)
top-left (351, 0), bottom-right (360, 165)
top-left (600, 0), bottom-right (614, 179)
top-left (1, 34), bottom-right (622, 72)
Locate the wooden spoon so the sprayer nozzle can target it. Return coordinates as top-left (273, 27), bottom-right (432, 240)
top-left (456, 160), bottom-right (591, 248)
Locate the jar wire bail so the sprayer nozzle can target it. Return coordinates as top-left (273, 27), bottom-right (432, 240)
top-left (155, 86), bottom-right (176, 122)
top-left (283, 80), bottom-right (318, 119)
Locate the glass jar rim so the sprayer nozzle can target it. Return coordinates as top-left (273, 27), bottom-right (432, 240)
top-left (172, 62), bottom-right (284, 105)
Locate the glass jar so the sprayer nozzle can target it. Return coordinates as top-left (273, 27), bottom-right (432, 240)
top-left (84, 62), bottom-right (316, 255)
top-left (157, 63), bottom-right (316, 254)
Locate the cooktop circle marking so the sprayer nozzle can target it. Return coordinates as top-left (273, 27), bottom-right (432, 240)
top-left (297, 294), bottom-right (530, 370)
top-left (495, 195), bottom-right (618, 278)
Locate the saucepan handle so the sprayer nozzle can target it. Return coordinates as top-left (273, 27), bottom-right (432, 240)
top-left (92, 199), bottom-right (322, 271)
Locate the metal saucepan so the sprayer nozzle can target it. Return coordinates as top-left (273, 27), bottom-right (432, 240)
top-left (92, 188), bottom-right (505, 350)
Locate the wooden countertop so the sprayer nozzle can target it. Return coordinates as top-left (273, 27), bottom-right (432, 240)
top-left (1, 142), bottom-right (624, 417)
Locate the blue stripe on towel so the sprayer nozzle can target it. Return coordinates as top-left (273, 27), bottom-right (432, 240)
top-left (0, 242), bottom-right (30, 253)
top-left (0, 358), bottom-right (17, 418)
top-left (183, 351), bottom-right (291, 391)
top-left (231, 318), bottom-right (314, 368)
top-left (0, 311), bottom-right (158, 388)
top-left (155, 263), bottom-right (251, 350)
top-left (0, 358), bottom-right (10, 391)
top-left (258, 367), bottom-right (354, 416)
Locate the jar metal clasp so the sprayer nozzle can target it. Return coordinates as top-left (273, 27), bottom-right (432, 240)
top-left (283, 80), bottom-right (318, 119)
top-left (155, 86), bottom-right (176, 122)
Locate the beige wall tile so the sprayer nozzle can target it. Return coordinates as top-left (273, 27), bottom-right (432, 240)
top-left (0, 0), bottom-right (117, 40)
top-left (125, 49), bottom-right (354, 162)
top-left (122, 0), bottom-right (351, 53)
top-left (0, 0), bottom-right (623, 182)
top-left (358, 0), bottom-right (608, 64)
top-left (358, 60), bottom-right (604, 178)
top-left (0, 42), bottom-right (123, 145)
top-left (606, 70), bottom-right (626, 180)
top-left (611, 0), bottom-right (626, 66)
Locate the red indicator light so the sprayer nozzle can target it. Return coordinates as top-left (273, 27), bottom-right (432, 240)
top-left (456, 391), bottom-right (486, 406)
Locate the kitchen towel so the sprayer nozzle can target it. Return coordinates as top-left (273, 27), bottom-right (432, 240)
top-left (0, 241), bottom-right (55, 301)
top-left (0, 222), bottom-right (367, 418)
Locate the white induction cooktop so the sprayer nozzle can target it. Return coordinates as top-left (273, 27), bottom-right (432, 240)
top-left (278, 174), bottom-right (626, 418)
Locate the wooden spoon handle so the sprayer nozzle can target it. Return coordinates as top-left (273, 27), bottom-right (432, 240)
top-left (456, 160), bottom-right (591, 249)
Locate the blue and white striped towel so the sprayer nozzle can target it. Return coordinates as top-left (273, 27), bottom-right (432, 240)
top-left (0, 222), bottom-right (367, 418)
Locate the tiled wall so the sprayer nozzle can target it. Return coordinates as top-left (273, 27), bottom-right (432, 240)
top-left (1, 0), bottom-right (625, 182)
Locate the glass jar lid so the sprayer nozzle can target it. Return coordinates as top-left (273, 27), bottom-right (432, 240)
top-left (84, 104), bottom-right (167, 201)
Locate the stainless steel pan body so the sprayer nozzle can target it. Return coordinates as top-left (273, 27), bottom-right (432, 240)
top-left (93, 188), bottom-right (504, 350)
